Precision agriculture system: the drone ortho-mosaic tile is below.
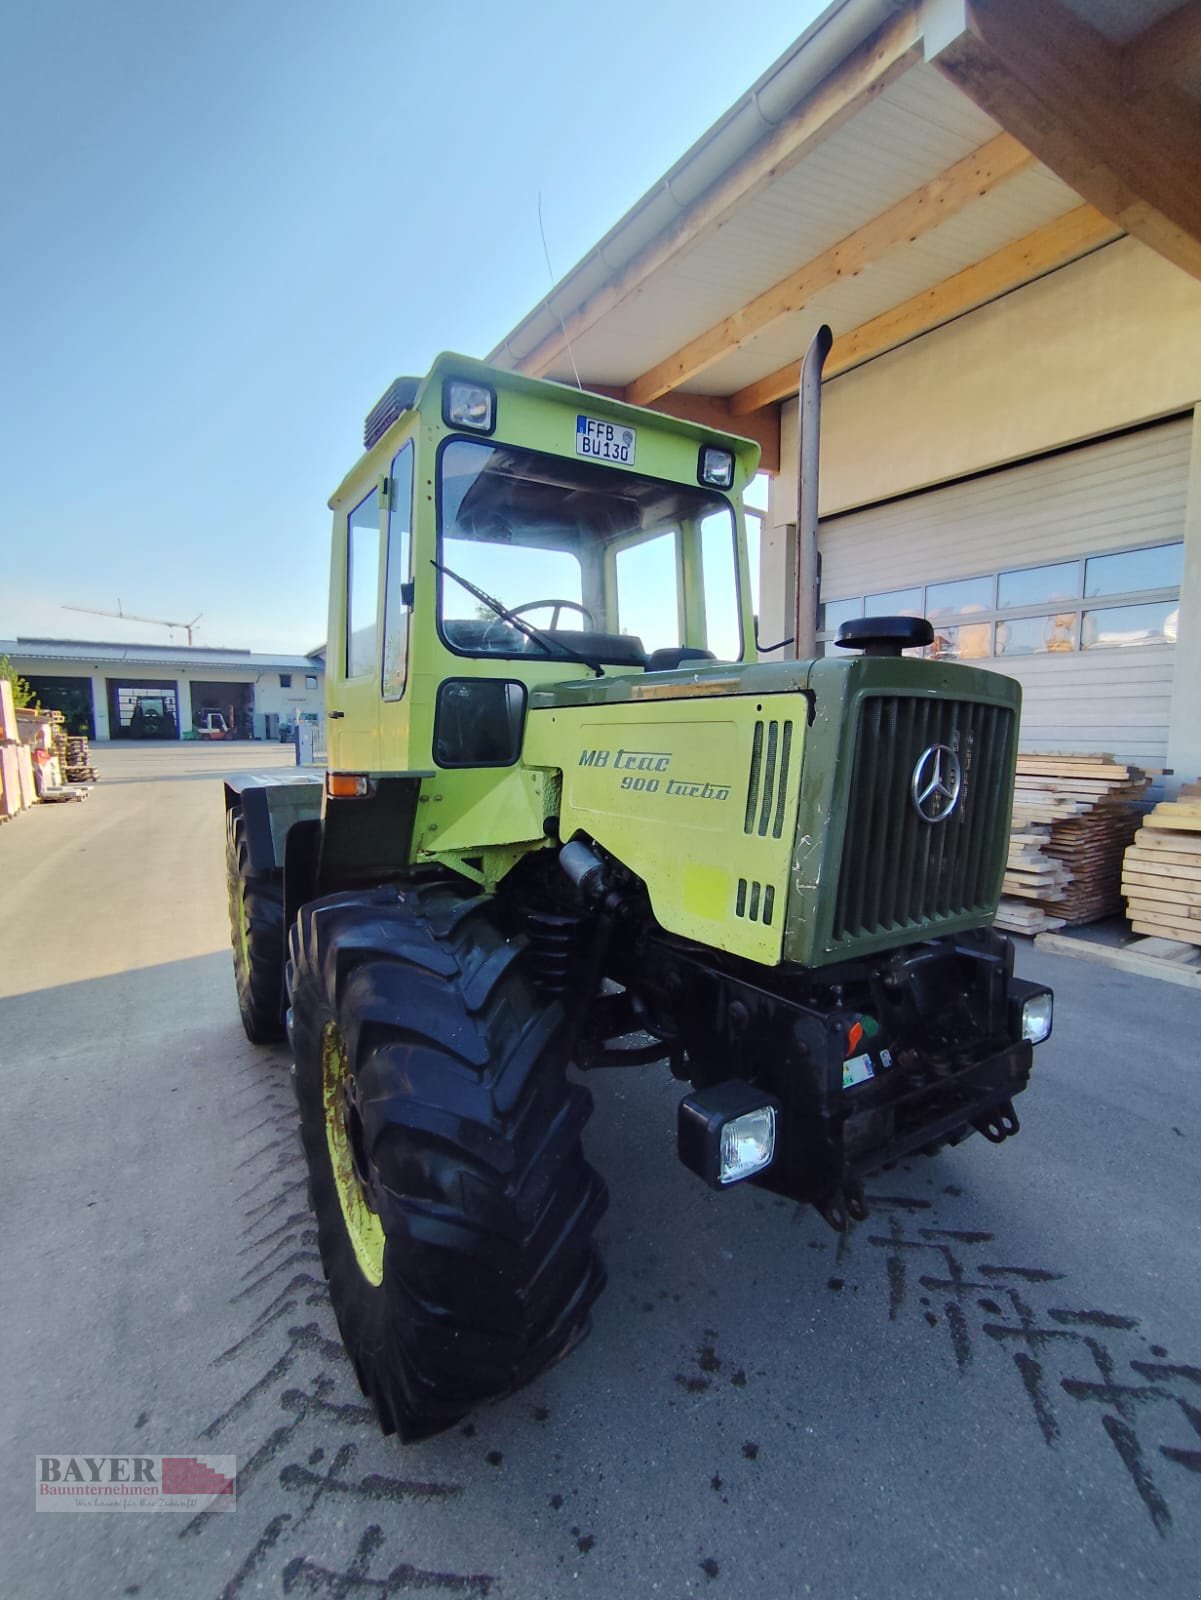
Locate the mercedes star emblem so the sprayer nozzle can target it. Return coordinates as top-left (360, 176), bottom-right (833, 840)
top-left (911, 743), bottom-right (963, 823)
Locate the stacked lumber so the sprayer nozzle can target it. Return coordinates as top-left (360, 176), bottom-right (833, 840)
top-left (1122, 782), bottom-right (1201, 946)
top-left (995, 754), bottom-right (1150, 934)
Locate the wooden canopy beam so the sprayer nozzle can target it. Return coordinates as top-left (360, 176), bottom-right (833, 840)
top-left (727, 202), bottom-right (1122, 412)
top-left (510, 7), bottom-right (923, 380)
top-left (1122, 0), bottom-right (1201, 97)
top-left (624, 131), bottom-right (1034, 407)
top-left (929, 0), bottom-right (1201, 282)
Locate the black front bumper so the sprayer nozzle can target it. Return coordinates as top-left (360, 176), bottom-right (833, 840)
top-left (647, 928), bottom-right (1042, 1221)
top-left (841, 1039), bottom-right (1031, 1173)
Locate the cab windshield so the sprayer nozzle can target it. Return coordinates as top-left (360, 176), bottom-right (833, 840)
top-left (437, 437), bottom-right (742, 668)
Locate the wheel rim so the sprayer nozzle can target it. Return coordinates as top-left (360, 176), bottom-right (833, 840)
top-left (321, 1023), bottom-right (385, 1285)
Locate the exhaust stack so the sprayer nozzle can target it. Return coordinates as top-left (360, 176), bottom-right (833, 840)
top-left (793, 324), bottom-right (833, 660)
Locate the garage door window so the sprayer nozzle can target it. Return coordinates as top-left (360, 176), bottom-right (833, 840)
top-left (866, 585), bottom-right (923, 615)
top-left (926, 575), bottom-right (992, 618)
top-left (997, 561), bottom-right (1077, 610)
top-left (818, 539), bottom-right (1183, 660)
top-left (996, 614), bottom-right (1077, 656)
top-left (1084, 543), bottom-right (1182, 598)
top-left (1083, 601), bottom-right (1178, 650)
top-left (819, 596), bottom-right (865, 635)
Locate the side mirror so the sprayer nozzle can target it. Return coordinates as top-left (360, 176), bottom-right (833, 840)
top-left (753, 614), bottom-right (794, 654)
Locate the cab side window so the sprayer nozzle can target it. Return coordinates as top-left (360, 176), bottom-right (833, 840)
top-left (700, 510), bottom-right (741, 661)
top-left (383, 444), bottom-right (414, 700)
top-left (346, 487), bottom-right (381, 678)
top-left (614, 530), bottom-right (681, 650)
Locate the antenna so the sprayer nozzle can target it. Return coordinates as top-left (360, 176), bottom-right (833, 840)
top-left (63, 601), bottom-right (204, 647)
top-left (538, 191), bottom-right (583, 391)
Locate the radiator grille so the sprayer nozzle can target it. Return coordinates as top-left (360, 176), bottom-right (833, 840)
top-left (743, 719), bottom-right (794, 838)
top-left (830, 695), bottom-right (1015, 945)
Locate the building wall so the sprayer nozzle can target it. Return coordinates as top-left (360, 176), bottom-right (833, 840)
top-left (251, 672), bottom-right (324, 734)
top-left (763, 239), bottom-right (1201, 780)
top-left (770, 239), bottom-right (1201, 520)
top-left (8, 656), bottom-right (324, 741)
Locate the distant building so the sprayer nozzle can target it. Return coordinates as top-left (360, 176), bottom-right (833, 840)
top-left (0, 637), bottom-right (325, 742)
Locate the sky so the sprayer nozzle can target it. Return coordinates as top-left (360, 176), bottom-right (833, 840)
top-left (1, 0), bottom-right (816, 654)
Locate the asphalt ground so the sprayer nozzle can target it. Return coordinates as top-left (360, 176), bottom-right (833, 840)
top-left (1, 741), bottom-right (1198, 1600)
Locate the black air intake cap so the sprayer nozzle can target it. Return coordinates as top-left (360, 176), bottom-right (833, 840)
top-left (835, 615), bottom-right (934, 657)
top-left (364, 377), bottom-right (421, 450)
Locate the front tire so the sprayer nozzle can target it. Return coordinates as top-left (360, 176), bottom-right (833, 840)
top-left (288, 881), bottom-right (608, 1440)
top-left (225, 807), bottom-right (285, 1043)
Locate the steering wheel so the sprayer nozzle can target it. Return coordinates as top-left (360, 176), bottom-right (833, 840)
top-left (483, 598), bottom-right (597, 645)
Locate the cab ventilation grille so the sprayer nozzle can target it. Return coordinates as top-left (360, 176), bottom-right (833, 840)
top-left (735, 879), bottom-right (776, 925)
top-left (744, 719), bottom-right (794, 837)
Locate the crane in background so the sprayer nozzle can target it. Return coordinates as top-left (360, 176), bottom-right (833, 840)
top-left (62, 600), bottom-right (203, 647)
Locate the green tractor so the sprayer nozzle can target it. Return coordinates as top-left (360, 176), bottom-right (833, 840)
top-left (224, 342), bottom-right (1052, 1440)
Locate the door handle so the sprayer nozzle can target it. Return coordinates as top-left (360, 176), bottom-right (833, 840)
top-left (329, 710), bottom-right (345, 719)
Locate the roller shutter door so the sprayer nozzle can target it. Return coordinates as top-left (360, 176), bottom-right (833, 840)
top-left (818, 421), bottom-right (1190, 767)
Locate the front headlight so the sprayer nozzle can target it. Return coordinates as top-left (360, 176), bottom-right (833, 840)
top-left (698, 445), bottom-right (735, 488)
top-left (1021, 991), bottom-right (1054, 1044)
top-left (1010, 984), bottom-right (1053, 1045)
top-left (718, 1107), bottom-right (777, 1184)
top-left (444, 379), bottom-right (495, 433)
top-left (678, 1081), bottom-right (782, 1188)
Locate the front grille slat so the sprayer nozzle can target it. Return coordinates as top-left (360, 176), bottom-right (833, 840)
top-left (878, 696), bottom-right (908, 932)
top-left (911, 698), bottom-right (935, 923)
top-left (843, 700), bottom-right (877, 936)
top-left (830, 692), bottom-right (1015, 949)
top-left (927, 700), bottom-right (954, 917)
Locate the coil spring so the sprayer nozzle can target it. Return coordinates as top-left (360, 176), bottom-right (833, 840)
top-left (524, 908), bottom-right (589, 998)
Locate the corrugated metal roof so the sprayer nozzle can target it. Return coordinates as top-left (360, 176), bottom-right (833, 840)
top-left (2, 638), bottom-right (325, 673)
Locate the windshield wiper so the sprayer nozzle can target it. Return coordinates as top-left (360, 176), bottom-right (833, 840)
top-left (432, 560), bottom-right (605, 678)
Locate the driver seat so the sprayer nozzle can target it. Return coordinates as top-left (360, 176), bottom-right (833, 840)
top-left (644, 647), bottom-right (716, 672)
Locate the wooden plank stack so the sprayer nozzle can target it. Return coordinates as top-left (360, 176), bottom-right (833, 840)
top-left (995, 754), bottom-right (1150, 935)
top-left (1122, 782), bottom-right (1201, 947)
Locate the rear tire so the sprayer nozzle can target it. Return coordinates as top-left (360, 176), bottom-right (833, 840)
top-left (225, 807), bottom-right (285, 1043)
top-left (288, 881), bottom-right (608, 1440)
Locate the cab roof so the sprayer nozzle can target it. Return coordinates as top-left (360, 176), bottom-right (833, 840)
top-left (330, 351), bottom-right (761, 508)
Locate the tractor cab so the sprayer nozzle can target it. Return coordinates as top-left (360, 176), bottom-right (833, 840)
top-left (323, 356), bottom-right (761, 778)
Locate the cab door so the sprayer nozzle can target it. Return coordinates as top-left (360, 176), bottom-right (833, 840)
top-left (378, 441), bottom-right (415, 770)
top-left (327, 481), bottom-right (384, 772)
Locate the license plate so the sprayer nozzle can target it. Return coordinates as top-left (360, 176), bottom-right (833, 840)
top-left (575, 415), bottom-right (636, 466)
